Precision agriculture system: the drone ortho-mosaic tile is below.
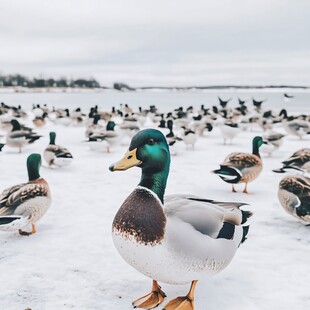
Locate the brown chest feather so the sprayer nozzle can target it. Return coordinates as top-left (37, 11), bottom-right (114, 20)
top-left (112, 187), bottom-right (166, 245)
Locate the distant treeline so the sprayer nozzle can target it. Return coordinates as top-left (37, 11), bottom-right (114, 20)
top-left (0, 74), bottom-right (101, 88)
top-left (0, 74), bottom-right (308, 90)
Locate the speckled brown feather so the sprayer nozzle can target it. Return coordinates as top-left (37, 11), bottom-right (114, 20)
top-left (282, 148), bottom-right (310, 169)
top-left (279, 176), bottom-right (310, 196)
top-left (0, 179), bottom-right (49, 215)
top-left (221, 152), bottom-right (263, 183)
top-left (112, 187), bottom-right (166, 245)
top-left (223, 152), bottom-right (262, 168)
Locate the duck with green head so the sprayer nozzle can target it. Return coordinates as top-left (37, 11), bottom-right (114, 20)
top-left (87, 121), bottom-right (120, 153)
top-left (212, 136), bottom-right (264, 193)
top-left (109, 129), bottom-right (252, 309)
top-left (44, 132), bottom-right (73, 167)
top-left (0, 154), bottom-right (51, 235)
top-left (6, 119), bottom-right (42, 153)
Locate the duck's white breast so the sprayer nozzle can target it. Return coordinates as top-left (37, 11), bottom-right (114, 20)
top-left (113, 217), bottom-right (239, 285)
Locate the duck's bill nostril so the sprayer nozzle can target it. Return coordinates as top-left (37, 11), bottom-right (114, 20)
top-left (127, 155), bottom-right (133, 159)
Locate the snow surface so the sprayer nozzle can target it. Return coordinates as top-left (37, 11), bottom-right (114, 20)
top-left (0, 108), bottom-right (309, 310)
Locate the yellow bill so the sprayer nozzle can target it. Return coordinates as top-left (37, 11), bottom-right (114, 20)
top-left (109, 148), bottom-right (142, 171)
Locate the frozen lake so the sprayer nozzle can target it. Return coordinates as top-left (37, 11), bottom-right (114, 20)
top-left (0, 88), bottom-right (309, 113)
top-left (0, 90), bottom-right (309, 309)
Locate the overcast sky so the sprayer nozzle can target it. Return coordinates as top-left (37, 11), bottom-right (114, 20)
top-left (0, 0), bottom-right (310, 87)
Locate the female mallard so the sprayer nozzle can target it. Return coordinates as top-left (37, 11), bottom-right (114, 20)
top-left (0, 153), bottom-right (51, 235)
top-left (212, 136), bottom-right (263, 193)
top-left (43, 132), bottom-right (73, 167)
top-left (109, 129), bottom-right (251, 309)
top-left (6, 119), bottom-right (42, 153)
top-left (278, 175), bottom-right (310, 223)
top-left (273, 148), bottom-right (310, 173)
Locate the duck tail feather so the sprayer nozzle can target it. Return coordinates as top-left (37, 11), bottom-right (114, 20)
top-left (241, 210), bottom-right (253, 225)
top-left (241, 226), bottom-right (250, 244)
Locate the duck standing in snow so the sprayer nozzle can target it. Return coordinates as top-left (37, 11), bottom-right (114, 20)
top-left (109, 129), bottom-right (251, 309)
top-left (87, 121), bottom-right (119, 153)
top-left (212, 136), bottom-right (263, 193)
top-left (181, 126), bottom-right (197, 149)
top-left (278, 175), bottom-right (310, 223)
top-left (260, 132), bottom-right (285, 157)
top-left (43, 132), bottom-right (73, 167)
top-left (6, 119), bottom-right (42, 153)
top-left (217, 119), bottom-right (242, 145)
top-left (165, 120), bottom-right (182, 156)
top-left (0, 154), bottom-right (51, 235)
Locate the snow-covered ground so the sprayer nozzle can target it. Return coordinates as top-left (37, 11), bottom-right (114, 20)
top-left (0, 108), bottom-right (309, 310)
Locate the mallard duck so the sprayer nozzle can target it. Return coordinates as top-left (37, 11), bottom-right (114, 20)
top-left (87, 121), bottom-right (119, 153)
top-left (260, 132), bottom-right (285, 157)
top-left (6, 119), bottom-right (42, 153)
top-left (278, 175), bottom-right (310, 223)
top-left (109, 129), bottom-right (251, 310)
top-left (165, 120), bottom-right (183, 156)
top-left (119, 115), bottom-right (140, 137)
top-left (212, 136), bottom-right (263, 193)
top-left (0, 153), bottom-right (51, 235)
top-left (181, 127), bottom-right (197, 149)
top-left (32, 112), bottom-right (48, 127)
top-left (281, 111), bottom-right (310, 139)
top-left (273, 148), bottom-right (310, 173)
top-left (43, 132), bottom-right (73, 167)
top-left (216, 119), bottom-right (242, 145)
top-left (53, 108), bottom-right (72, 126)
top-left (85, 114), bottom-right (104, 138)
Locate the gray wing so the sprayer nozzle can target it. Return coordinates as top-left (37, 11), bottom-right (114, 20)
top-left (164, 194), bottom-right (250, 238)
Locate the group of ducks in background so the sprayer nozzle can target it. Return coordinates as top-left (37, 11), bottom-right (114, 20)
top-left (0, 96), bottom-right (309, 309)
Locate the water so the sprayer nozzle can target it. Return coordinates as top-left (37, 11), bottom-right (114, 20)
top-left (0, 89), bottom-right (309, 114)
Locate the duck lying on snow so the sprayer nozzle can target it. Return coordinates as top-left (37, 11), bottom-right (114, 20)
top-left (109, 129), bottom-right (251, 309)
top-left (212, 136), bottom-right (263, 193)
top-left (44, 132), bottom-right (73, 167)
top-left (273, 148), bottom-right (310, 173)
top-left (0, 154), bottom-right (51, 235)
top-left (278, 175), bottom-right (310, 223)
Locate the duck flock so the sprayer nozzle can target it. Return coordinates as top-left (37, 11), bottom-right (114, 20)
top-left (0, 95), bottom-right (309, 309)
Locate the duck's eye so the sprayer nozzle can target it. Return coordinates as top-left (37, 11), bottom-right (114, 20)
top-left (148, 138), bottom-right (155, 145)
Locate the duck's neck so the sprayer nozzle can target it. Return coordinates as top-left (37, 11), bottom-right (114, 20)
top-left (139, 167), bottom-right (169, 204)
top-left (252, 142), bottom-right (261, 157)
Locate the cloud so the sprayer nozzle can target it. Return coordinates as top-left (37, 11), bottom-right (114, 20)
top-left (0, 0), bottom-right (309, 86)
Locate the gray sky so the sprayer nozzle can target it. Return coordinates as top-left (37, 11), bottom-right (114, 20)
top-left (0, 0), bottom-right (310, 87)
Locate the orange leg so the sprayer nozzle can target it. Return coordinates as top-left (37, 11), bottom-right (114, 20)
top-left (132, 280), bottom-right (166, 309)
top-left (19, 224), bottom-right (37, 236)
top-left (243, 183), bottom-right (249, 194)
top-left (232, 184), bottom-right (237, 192)
top-left (164, 280), bottom-right (197, 310)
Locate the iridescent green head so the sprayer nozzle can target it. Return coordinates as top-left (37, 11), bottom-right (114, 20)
top-left (252, 136), bottom-right (263, 156)
top-left (109, 129), bottom-right (170, 202)
top-left (110, 129), bottom-right (170, 173)
top-left (27, 153), bottom-right (42, 181)
top-left (49, 132), bottom-right (56, 145)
